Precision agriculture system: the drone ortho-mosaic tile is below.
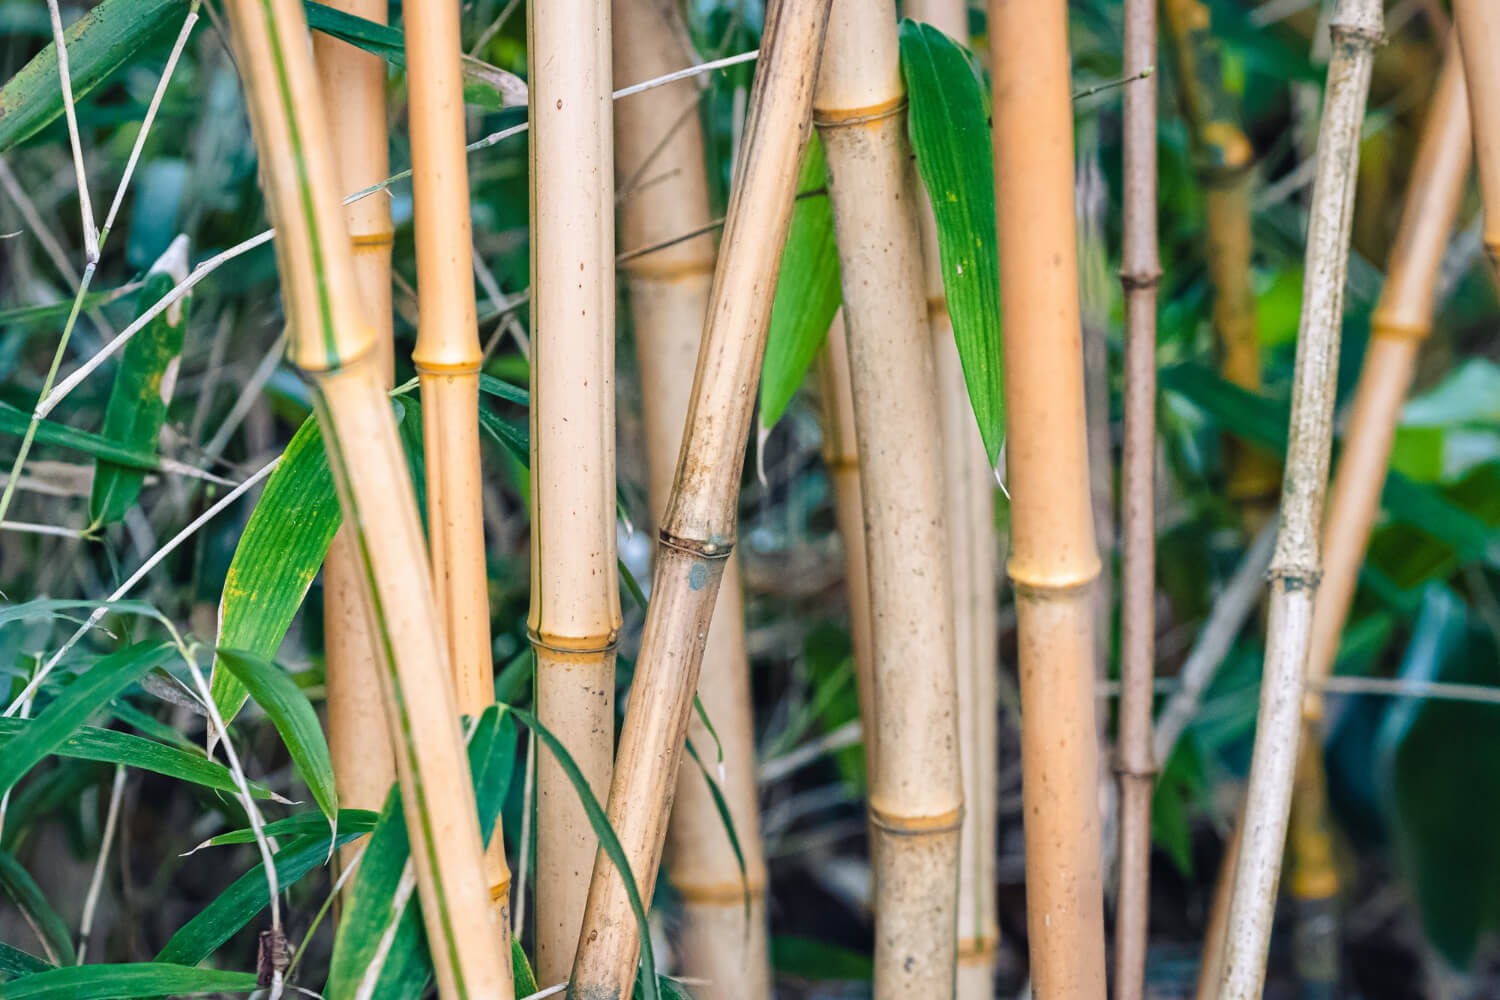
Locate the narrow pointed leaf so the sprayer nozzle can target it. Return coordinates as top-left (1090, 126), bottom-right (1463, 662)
top-left (2, 963), bottom-right (258, 998)
top-left (0, 401), bottom-right (186, 472)
top-left (759, 134), bottom-right (841, 430)
top-left (0, 942), bottom-right (51, 981)
top-left (199, 807), bottom-right (380, 849)
top-left (899, 20), bottom-right (1004, 465)
top-left (512, 939), bottom-right (539, 996)
top-left (0, 850), bottom-right (74, 965)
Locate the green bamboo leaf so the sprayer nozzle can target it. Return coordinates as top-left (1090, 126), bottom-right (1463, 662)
top-left (478, 397), bottom-right (530, 465)
top-left (479, 373), bottom-right (530, 407)
top-left (193, 807), bottom-right (379, 851)
top-left (0, 283), bottom-right (142, 326)
top-left (899, 20), bottom-right (1005, 465)
top-left (759, 133), bottom-right (840, 431)
top-left (109, 698), bottom-right (199, 751)
top-left (209, 415), bottom-right (341, 725)
top-left (0, 597), bottom-right (161, 631)
top-left (3, 963), bottom-right (258, 998)
top-left (0, 718), bottom-right (278, 800)
top-left (0, 849), bottom-right (75, 966)
top-left (0, 942), bottom-right (51, 981)
top-left (302, 1), bottom-right (526, 110)
top-left (90, 240), bottom-right (190, 528)
top-left (0, 0), bottom-right (183, 151)
top-left (0, 641), bottom-right (175, 796)
top-left (215, 648), bottom-right (337, 828)
top-left (156, 830), bottom-right (363, 966)
top-left (0, 401), bottom-right (186, 473)
top-left (511, 939), bottom-right (539, 997)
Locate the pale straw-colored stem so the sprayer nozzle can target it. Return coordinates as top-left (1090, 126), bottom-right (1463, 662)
top-left (1115, 0), bottom-right (1161, 996)
top-left (1216, 4), bottom-right (1382, 997)
top-left (815, 2), bottom-right (961, 994)
top-left (405, 0), bottom-right (512, 944)
top-left (902, 0), bottom-right (998, 992)
top-left (222, 0), bottom-right (511, 989)
top-left (613, 1), bottom-right (770, 996)
top-left (990, 0), bottom-right (1108, 995)
top-left (527, 0), bottom-right (621, 983)
top-left (566, 3), bottom-right (830, 994)
top-left (1454, 0), bottom-right (1500, 276)
top-left (817, 313), bottom-right (878, 781)
top-left (314, 0), bottom-right (397, 888)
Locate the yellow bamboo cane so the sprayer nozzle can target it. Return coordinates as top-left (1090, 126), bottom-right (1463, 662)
top-left (1453, 0), bottom-right (1500, 277)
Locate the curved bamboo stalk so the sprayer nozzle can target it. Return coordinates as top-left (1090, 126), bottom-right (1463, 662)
top-left (818, 312), bottom-right (879, 780)
top-left (815, 1), bottom-right (961, 994)
top-left (404, 0), bottom-right (512, 956)
top-left (902, 1), bottom-right (997, 993)
top-left (221, 0), bottom-right (511, 991)
top-left (313, 0), bottom-right (397, 882)
top-left (1217, 4), bottom-right (1382, 996)
top-left (612, 1), bottom-right (770, 995)
top-left (990, 1), bottom-right (1108, 996)
top-left (526, 0), bottom-right (622, 983)
top-left (1454, 0), bottom-right (1500, 277)
top-left (1162, 0), bottom-right (1281, 526)
top-left (1285, 37), bottom-right (1470, 996)
top-left (565, 3), bottom-right (831, 993)
top-left (1115, 0), bottom-right (1161, 996)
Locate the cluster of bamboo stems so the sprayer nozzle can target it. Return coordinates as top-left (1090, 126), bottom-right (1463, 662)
top-left (217, 0), bottom-right (1483, 993)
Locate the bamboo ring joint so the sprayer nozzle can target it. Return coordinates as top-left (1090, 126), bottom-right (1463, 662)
top-left (866, 802), bottom-right (963, 836)
top-left (349, 230), bottom-right (396, 250)
top-left (957, 935), bottom-right (999, 963)
top-left (527, 627), bottom-right (621, 654)
top-left (489, 879), bottom-right (511, 902)
top-left (658, 529), bottom-right (734, 560)
top-left (1328, 22), bottom-right (1384, 49)
top-left (1370, 318), bottom-right (1432, 343)
top-left (812, 96), bottom-right (908, 130)
top-left (413, 358), bottom-right (483, 376)
top-left (1268, 565), bottom-right (1322, 592)
top-left (1119, 268), bottom-right (1162, 291)
top-left (1007, 560), bottom-right (1101, 598)
top-left (672, 878), bottom-right (767, 904)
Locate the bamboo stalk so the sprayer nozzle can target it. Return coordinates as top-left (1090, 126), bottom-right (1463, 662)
top-left (1454, 0), bottom-right (1500, 277)
top-left (1162, 0), bottom-right (1281, 526)
top-left (818, 312), bottom-right (879, 781)
top-left (527, 0), bottom-right (622, 984)
top-left (313, 0), bottom-right (397, 885)
top-left (221, 0), bottom-right (511, 991)
top-left (815, 2), bottom-right (961, 994)
top-left (902, 0), bottom-right (997, 993)
top-left (612, 2), bottom-right (770, 995)
top-left (1115, 0), bottom-right (1161, 996)
top-left (1216, 4), bottom-right (1382, 997)
top-left (1285, 37), bottom-right (1471, 996)
top-left (404, 0), bottom-right (513, 957)
top-left (990, 1), bottom-right (1108, 996)
top-left (565, 3), bottom-right (831, 993)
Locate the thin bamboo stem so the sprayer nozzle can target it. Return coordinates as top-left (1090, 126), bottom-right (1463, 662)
top-left (527, 0), bottom-right (621, 984)
top-left (815, 2), bottom-right (961, 994)
top-left (1115, 0), bottom-right (1161, 996)
top-left (1216, 4), bottom-right (1382, 997)
top-left (565, 3), bottom-right (830, 994)
top-left (222, 0), bottom-right (511, 990)
top-left (612, 1), bottom-right (770, 995)
top-left (405, 0), bottom-right (512, 958)
top-left (314, 0), bottom-right (397, 885)
top-left (1454, 0), bottom-right (1500, 277)
top-left (990, 1), bottom-right (1108, 996)
top-left (903, 1), bottom-right (997, 993)
top-left (818, 313), bottom-right (879, 782)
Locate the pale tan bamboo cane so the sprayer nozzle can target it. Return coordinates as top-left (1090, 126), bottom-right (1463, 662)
top-left (1216, 3), bottom-right (1382, 996)
top-left (313, 0), bottom-right (397, 879)
top-left (903, 1), bottom-right (998, 993)
top-left (1115, 0), bottom-right (1162, 995)
top-left (990, 0), bottom-right (1108, 995)
top-left (404, 0), bottom-right (513, 952)
top-left (527, 0), bottom-right (622, 983)
top-left (1454, 0), bottom-right (1500, 277)
top-left (612, 2), bottom-right (771, 995)
top-left (222, 0), bottom-right (511, 991)
top-left (815, 2), bottom-right (962, 994)
top-left (818, 312), bottom-right (879, 778)
top-left (566, 3), bottom-right (831, 993)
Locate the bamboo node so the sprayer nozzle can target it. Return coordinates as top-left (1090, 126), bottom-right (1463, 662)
top-left (957, 935), bottom-right (1000, 962)
top-left (1119, 268), bottom-right (1162, 291)
top-left (672, 878), bottom-right (767, 904)
top-left (658, 529), bottom-right (734, 560)
top-left (489, 878), bottom-right (512, 902)
top-left (622, 256), bottom-right (717, 281)
top-left (413, 358), bottom-right (483, 376)
top-left (1113, 756), bottom-right (1159, 781)
top-left (1369, 317), bottom-right (1432, 342)
top-left (1269, 565), bottom-right (1322, 592)
top-left (1006, 560), bottom-right (1100, 598)
top-left (812, 96), bottom-right (907, 129)
top-left (867, 802), bottom-right (963, 835)
top-left (1328, 22), bottom-right (1384, 52)
top-left (349, 230), bottom-right (396, 250)
top-left (527, 627), bottom-right (621, 654)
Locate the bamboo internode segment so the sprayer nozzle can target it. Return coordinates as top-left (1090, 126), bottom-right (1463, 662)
top-left (990, 0), bottom-right (1108, 996)
top-left (1116, 0), bottom-right (1160, 997)
top-left (223, 0), bottom-right (510, 990)
top-left (818, 314), bottom-right (878, 780)
top-left (527, 0), bottom-right (621, 983)
top-left (1218, 3), bottom-right (1382, 997)
top-left (613, 0), bottom-right (771, 994)
top-left (1454, 0), bottom-right (1500, 274)
top-left (903, 0), bottom-right (997, 994)
top-left (566, 2), bottom-right (830, 994)
top-left (313, 0), bottom-right (397, 882)
top-left (816, 1), bottom-right (962, 994)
